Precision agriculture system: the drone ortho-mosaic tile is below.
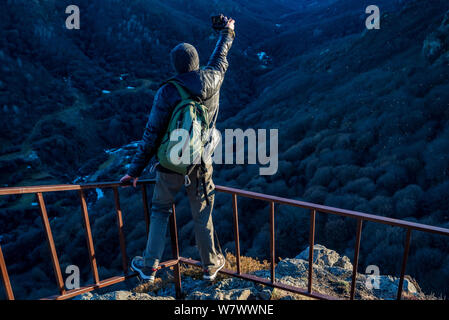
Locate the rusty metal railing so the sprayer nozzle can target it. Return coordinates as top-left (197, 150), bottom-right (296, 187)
top-left (1, 179), bottom-right (449, 300)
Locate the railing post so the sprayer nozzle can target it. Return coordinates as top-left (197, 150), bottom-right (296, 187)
top-left (141, 185), bottom-right (150, 236)
top-left (308, 209), bottom-right (316, 293)
top-left (232, 194), bottom-right (241, 274)
top-left (269, 202), bottom-right (275, 284)
top-left (0, 245), bottom-right (14, 300)
top-left (397, 229), bottom-right (412, 300)
top-left (3, 180), bottom-right (449, 301)
top-left (79, 190), bottom-right (100, 285)
top-left (350, 218), bottom-right (363, 300)
top-left (36, 192), bottom-right (66, 295)
top-left (113, 187), bottom-right (128, 275)
top-left (169, 204), bottom-right (182, 299)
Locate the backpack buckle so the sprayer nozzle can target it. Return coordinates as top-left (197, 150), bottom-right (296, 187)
top-left (184, 175), bottom-right (191, 187)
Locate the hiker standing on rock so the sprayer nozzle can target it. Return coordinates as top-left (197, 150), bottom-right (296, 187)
top-left (120, 16), bottom-right (235, 282)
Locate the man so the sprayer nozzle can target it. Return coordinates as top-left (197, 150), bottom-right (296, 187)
top-left (120, 18), bottom-right (235, 283)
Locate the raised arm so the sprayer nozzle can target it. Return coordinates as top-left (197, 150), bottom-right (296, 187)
top-left (206, 19), bottom-right (235, 74)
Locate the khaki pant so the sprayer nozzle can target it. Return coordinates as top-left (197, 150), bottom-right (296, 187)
top-left (143, 165), bottom-right (220, 270)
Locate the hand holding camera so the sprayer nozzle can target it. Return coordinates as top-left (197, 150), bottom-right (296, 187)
top-left (211, 14), bottom-right (235, 31)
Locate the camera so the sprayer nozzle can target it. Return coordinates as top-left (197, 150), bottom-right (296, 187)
top-left (211, 14), bottom-right (229, 31)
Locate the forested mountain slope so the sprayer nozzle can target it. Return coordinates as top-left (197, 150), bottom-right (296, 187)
top-left (1, 0), bottom-right (448, 299)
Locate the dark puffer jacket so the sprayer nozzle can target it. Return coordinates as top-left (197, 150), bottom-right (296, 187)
top-left (127, 28), bottom-right (235, 178)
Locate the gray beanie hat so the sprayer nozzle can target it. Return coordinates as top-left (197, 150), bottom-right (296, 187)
top-left (170, 43), bottom-right (200, 74)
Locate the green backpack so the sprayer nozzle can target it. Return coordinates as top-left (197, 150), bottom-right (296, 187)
top-left (156, 80), bottom-right (211, 181)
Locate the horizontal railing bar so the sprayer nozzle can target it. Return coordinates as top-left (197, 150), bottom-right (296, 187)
top-left (156, 259), bottom-right (179, 270)
top-left (2, 181), bottom-right (448, 236)
top-left (214, 185), bottom-right (449, 237)
top-left (0, 179), bottom-right (157, 195)
top-left (179, 257), bottom-right (336, 300)
top-left (42, 259), bottom-right (179, 300)
top-left (42, 274), bottom-right (138, 300)
top-left (2, 180), bottom-right (449, 301)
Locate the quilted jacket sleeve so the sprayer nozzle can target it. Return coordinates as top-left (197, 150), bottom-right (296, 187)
top-left (127, 84), bottom-right (177, 177)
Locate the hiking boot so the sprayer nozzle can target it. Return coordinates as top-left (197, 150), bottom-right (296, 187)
top-left (130, 256), bottom-right (157, 282)
top-left (203, 253), bottom-right (225, 281)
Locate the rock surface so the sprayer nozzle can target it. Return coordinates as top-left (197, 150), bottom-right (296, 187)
top-left (423, 10), bottom-right (449, 64)
top-left (79, 290), bottom-right (175, 301)
top-left (79, 244), bottom-right (427, 301)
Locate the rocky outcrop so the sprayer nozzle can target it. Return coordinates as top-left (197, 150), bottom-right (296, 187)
top-left (423, 10), bottom-right (449, 63)
top-left (73, 141), bottom-right (144, 184)
top-left (79, 290), bottom-right (175, 301)
top-left (79, 245), bottom-right (427, 301)
top-left (178, 245), bottom-right (423, 300)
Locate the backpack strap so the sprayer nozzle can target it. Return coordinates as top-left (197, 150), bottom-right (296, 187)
top-left (166, 80), bottom-right (191, 101)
